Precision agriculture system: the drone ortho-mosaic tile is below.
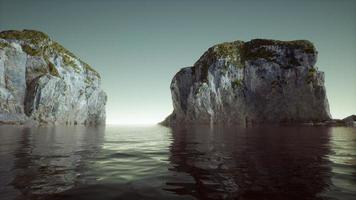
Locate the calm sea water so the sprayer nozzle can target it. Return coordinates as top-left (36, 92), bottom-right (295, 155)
top-left (0, 125), bottom-right (355, 200)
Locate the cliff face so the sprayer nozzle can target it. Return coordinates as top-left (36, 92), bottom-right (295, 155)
top-left (163, 39), bottom-right (331, 126)
top-left (0, 30), bottom-right (106, 125)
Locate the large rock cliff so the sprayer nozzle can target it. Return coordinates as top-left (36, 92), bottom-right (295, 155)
top-left (163, 39), bottom-right (331, 126)
top-left (0, 30), bottom-right (106, 125)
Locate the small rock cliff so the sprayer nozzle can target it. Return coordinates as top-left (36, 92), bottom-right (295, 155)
top-left (0, 30), bottom-right (106, 125)
top-left (163, 39), bottom-right (331, 126)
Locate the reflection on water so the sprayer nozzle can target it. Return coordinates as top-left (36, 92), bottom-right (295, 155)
top-left (167, 126), bottom-right (333, 200)
top-left (323, 127), bottom-right (356, 199)
top-left (0, 125), bottom-right (355, 200)
top-left (0, 126), bottom-right (106, 199)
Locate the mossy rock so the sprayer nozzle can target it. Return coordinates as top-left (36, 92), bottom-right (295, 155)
top-left (194, 41), bottom-right (245, 82)
top-left (243, 46), bottom-right (276, 62)
top-left (245, 39), bottom-right (316, 54)
top-left (243, 39), bottom-right (315, 65)
top-left (214, 41), bottom-right (245, 68)
top-left (306, 67), bottom-right (317, 84)
top-left (21, 44), bottom-right (42, 56)
top-left (0, 41), bottom-right (11, 49)
top-left (0, 30), bottom-right (50, 47)
top-left (62, 54), bottom-right (77, 69)
top-left (50, 42), bottom-right (77, 60)
top-left (232, 79), bottom-right (243, 89)
top-left (48, 62), bottom-right (60, 77)
top-left (0, 30), bottom-right (100, 78)
top-left (84, 76), bottom-right (94, 85)
top-left (194, 39), bottom-right (315, 83)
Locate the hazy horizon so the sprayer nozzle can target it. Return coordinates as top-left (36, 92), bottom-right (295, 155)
top-left (1, 0), bottom-right (355, 124)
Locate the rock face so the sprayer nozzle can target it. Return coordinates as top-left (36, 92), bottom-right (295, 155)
top-left (163, 39), bottom-right (331, 126)
top-left (342, 115), bottom-right (356, 127)
top-left (0, 30), bottom-right (106, 125)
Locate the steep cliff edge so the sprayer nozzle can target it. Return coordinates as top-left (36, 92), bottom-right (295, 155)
top-left (0, 30), bottom-right (106, 125)
top-left (163, 39), bottom-right (331, 126)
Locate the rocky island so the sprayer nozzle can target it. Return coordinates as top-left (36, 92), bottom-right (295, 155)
top-left (162, 39), bottom-right (333, 126)
top-left (0, 30), bottom-right (106, 125)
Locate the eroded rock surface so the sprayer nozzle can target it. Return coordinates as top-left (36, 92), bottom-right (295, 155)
top-left (0, 30), bottom-right (106, 125)
top-left (163, 39), bottom-right (331, 126)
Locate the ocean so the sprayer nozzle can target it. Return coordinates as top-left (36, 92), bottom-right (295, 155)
top-left (0, 125), bottom-right (355, 200)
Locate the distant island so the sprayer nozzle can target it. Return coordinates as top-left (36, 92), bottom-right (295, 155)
top-left (162, 39), bottom-right (355, 127)
top-left (0, 30), bottom-right (106, 125)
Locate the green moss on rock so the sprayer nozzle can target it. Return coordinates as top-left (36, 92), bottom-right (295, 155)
top-left (243, 46), bottom-right (276, 62)
top-left (194, 39), bottom-right (315, 83)
top-left (0, 41), bottom-right (10, 49)
top-left (62, 54), bottom-right (77, 68)
top-left (215, 41), bottom-right (242, 57)
top-left (50, 42), bottom-right (77, 60)
top-left (194, 41), bottom-right (245, 82)
top-left (232, 79), bottom-right (243, 89)
top-left (242, 39), bottom-right (315, 65)
top-left (214, 41), bottom-right (245, 68)
top-left (32, 67), bottom-right (48, 75)
top-left (245, 39), bottom-right (315, 54)
top-left (0, 30), bottom-right (101, 78)
top-left (82, 62), bottom-right (100, 78)
top-left (84, 76), bottom-right (94, 85)
top-left (306, 67), bottom-right (316, 84)
top-left (21, 44), bottom-right (42, 56)
top-left (0, 30), bottom-right (50, 47)
top-left (48, 62), bottom-right (60, 77)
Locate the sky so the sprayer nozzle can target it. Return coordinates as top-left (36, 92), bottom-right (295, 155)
top-left (0, 0), bottom-right (355, 124)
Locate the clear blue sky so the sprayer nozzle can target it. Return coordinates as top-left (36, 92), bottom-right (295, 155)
top-left (1, 0), bottom-right (355, 124)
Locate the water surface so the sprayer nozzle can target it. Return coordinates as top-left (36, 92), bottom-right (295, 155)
top-left (0, 125), bottom-right (355, 200)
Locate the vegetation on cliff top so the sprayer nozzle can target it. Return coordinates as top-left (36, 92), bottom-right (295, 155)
top-left (0, 30), bottom-right (50, 46)
top-left (246, 39), bottom-right (316, 54)
top-left (0, 40), bottom-right (11, 49)
top-left (214, 41), bottom-right (245, 67)
top-left (194, 39), bottom-right (316, 82)
top-left (0, 29), bottom-right (100, 78)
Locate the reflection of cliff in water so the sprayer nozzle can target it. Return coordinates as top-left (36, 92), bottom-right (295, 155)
top-left (9, 126), bottom-right (105, 199)
top-left (166, 125), bottom-right (332, 200)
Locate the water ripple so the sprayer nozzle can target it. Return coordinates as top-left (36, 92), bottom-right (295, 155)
top-left (0, 125), bottom-right (355, 200)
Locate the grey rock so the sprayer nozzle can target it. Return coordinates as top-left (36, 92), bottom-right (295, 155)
top-left (342, 115), bottom-right (356, 127)
top-left (0, 30), bottom-right (106, 125)
top-left (163, 39), bottom-right (331, 126)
